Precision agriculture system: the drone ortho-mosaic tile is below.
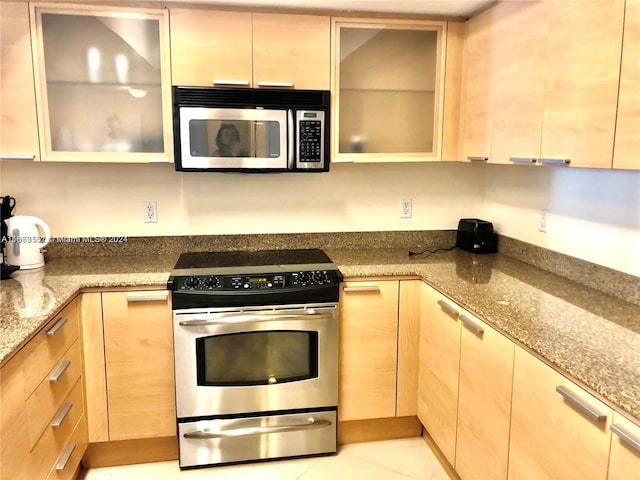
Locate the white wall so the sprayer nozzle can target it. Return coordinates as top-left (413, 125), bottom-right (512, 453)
top-left (482, 165), bottom-right (640, 277)
top-left (0, 160), bottom-right (485, 236)
top-left (1, 160), bottom-right (638, 277)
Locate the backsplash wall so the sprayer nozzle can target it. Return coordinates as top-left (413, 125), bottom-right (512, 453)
top-left (1, 160), bottom-right (638, 277)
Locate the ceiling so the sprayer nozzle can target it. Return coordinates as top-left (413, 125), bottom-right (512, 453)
top-left (168, 0), bottom-right (496, 18)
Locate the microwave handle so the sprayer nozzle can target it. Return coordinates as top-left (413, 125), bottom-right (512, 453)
top-left (288, 110), bottom-right (295, 169)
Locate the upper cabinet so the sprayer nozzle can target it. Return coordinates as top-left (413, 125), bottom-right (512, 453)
top-left (30, 4), bottom-right (173, 163)
top-left (332, 18), bottom-right (453, 163)
top-left (170, 9), bottom-right (330, 90)
top-left (0, 2), bottom-right (40, 161)
top-left (461, 0), bottom-right (628, 169)
top-left (613, 0), bottom-right (640, 170)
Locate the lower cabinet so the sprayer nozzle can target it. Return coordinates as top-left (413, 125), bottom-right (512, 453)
top-left (338, 279), bottom-right (420, 422)
top-left (608, 412), bottom-right (640, 480)
top-left (81, 290), bottom-right (175, 442)
top-left (509, 345), bottom-right (613, 480)
top-left (456, 310), bottom-right (514, 480)
top-left (418, 284), bottom-right (461, 465)
top-left (338, 280), bottom-right (399, 421)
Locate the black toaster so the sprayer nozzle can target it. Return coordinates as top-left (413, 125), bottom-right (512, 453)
top-left (456, 219), bottom-right (497, 253)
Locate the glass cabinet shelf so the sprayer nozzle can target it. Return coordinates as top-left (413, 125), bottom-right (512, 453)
top-left (332, 20), bottom-right (445, 161)
top-left (31, 5), bottom-right (172, 162)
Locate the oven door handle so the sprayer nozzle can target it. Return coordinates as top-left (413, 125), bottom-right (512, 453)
top-left (178, 311), bottom-right (332, 326)
top-left (183, 418), bottom-right (332, 439)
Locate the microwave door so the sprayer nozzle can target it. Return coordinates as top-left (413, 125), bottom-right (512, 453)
top-left (179, 107), bottom-right (288, 171)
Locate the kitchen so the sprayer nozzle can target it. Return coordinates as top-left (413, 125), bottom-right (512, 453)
top-left (1, 0), bottom-right (639, 479)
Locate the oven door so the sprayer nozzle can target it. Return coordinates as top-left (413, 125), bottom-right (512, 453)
top-left (177, 107), bottom-right (292, 171)
top-left (173, 303), bottom-right (338, 418)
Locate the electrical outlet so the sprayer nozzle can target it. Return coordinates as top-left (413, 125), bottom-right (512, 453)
top-left (144, 201), bottom-right (157, 223)
top-left (400, 198), bottom-right (412, 218)
top-left (539, 209), bottom-right (548, 233)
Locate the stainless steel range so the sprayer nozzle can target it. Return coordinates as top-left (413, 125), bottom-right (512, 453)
top-left (167, 249), bottom-right (342, 469)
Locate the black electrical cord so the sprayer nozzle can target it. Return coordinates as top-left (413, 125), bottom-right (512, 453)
top-left (408, 245), bottom-right (458, 257)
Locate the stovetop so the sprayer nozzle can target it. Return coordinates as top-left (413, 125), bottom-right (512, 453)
top-left (172, 248), bottom-right (335, 272)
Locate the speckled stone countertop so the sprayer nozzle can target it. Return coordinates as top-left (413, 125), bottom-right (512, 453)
top-left (1, 248), bottom-right (639, 423)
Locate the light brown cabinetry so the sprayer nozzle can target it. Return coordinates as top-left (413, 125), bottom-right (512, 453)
top-left (0, 299), bottom-right (87, 480)
top-left (613, 0), bottom-right (640, 170)
top-left (455, 310), bottom-right (514, 480)
top-left (338, 280), bottom-right (399, 421)
top-left (459, 6), bottom-right (496, 163)
top-left (170, 9), bottom-right (330, 89)
top-left (463, 0), bottom-right (627, 169)
top-left (30, 4), bottom-right (173, 163)
top-left (540, 0), bottom-right (624, 169)
top-left (417, 284), bottom-right (461, 465)
top-left (0, 2), bottom-right (39, 161)
top-left (608, 413), bottom-right (640, 480)
top-left (332, 18), bottom-right (453, 162)
top-left (0, 350), bottom-right (30, 480)
top-left (509, 345), bottom-right (613, 480)
top-left (102, 290), bottom-right (175, 441)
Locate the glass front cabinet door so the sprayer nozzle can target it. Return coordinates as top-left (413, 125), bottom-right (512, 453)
top-left (30, 4), bottom-right (173, 163)
top-left (332, 19), bottom-right (446, 163)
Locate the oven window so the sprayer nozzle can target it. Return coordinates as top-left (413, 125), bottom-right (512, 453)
top-left (189, 119), bottom-right (281, 158)
top-left (196, 330), bottom-right (319, 386)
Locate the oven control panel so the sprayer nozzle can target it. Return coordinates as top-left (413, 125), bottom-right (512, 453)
top-left (174, 270), bottom-right (338, 292)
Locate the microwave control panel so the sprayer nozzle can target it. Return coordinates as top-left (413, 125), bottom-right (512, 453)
top-left (296, 110), bottom-right (325, 168)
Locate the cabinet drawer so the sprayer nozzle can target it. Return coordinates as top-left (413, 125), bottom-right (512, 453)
top-left (30, 379), bottom-right (85, 480)
top-left (22, 300), bottom-right (79, 398)
top-left (47, 414), bottom-right (87, 480)
top-left (26, 340), bottom-right (82, 448)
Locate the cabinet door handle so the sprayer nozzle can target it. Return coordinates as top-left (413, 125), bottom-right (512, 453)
top-left (212, 79), bottom-right (250, 86)
top-left (49, 359), bottom-right (71, 383)
top-left (257, 81), bottom-right (294, 88)
top-left (0, 155), bottom-right (36, 161)
top-left (126, 293), bottom-right (168, 302)
top-left (555, 386), bottom-right (607, 423)
top-left (509, 157), bottom-right (537, 164)
top-left (539, 157), bottom-right (570, 165)
top-left (51, 402), bottom-right (73, 428)
top-left (46, 316), bottom-right (68, 336)
top-left (467, 156), bottom-right (488, 162)
top-left (459, 314), bottom-right (484, 335)
top-left (343, 286), bottom-right (380, 292)
top-left (55, 443), bottom-right (76, 471)
top-left (437, 299), bottom-right (459, 319)
top-left (611, 424), bottom-right (640, 454)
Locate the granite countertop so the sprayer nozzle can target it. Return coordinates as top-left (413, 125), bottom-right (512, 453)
top-left (1, 248), bottom-right (639, 423)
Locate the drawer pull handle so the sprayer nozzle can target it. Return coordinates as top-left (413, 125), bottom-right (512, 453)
top-left (343, 286), bottom-right (380, 293)
top-left (467, 156), bottom-right (488, 162)
top-left (0, 155), bottom-right (36, 161)
top-left (509, 157), bottom-right (537, 164)
top-left (555, 386), bottom-right (607, 423)
top-left (47, 317), bottom-right (68, 336)
top-left (459, 314), bottom-right (484, 335)
top-left (611, 424), bottom-right (640, 454)
top-left (127, 293), bottom-right (169, 302)
top-left (51, 402), bottom-right (73, 428)
top-left (55, 443), bottom-right (76, 471)
top-left (437, 299), bottom-right (459, 319)
top-left (257, 81), bottom-right (294, 88)
top-left (539, 157), bottom-right (571, 165)
top-left (49, 359), bottom-right (71, 383)
top-left (212, 79), bottom-right (250, 86)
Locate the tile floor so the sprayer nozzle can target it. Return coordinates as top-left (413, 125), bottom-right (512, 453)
top-left (83, 437), bottom-right (451, 480)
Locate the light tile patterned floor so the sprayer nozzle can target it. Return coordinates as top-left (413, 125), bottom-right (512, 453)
top-left (83, 437), bottom-right (451, 480)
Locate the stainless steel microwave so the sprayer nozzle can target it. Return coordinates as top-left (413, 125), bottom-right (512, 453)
top-left (172, 87), bottom-right (330, 172)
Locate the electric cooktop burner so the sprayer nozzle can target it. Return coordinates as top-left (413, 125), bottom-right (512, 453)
top-left (172, 248), bottom-right (334, 271)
